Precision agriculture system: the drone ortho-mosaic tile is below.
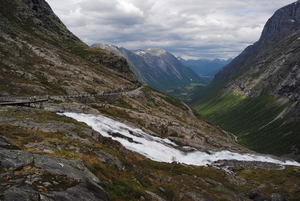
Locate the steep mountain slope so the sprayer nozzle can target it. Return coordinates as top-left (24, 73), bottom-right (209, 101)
top-left (0, 0), bottom-right (140, 97)
top-left (178, 57), bottom-right (232, 77)
top-left (132, 48), bottom-right (201, 88)
top-left (1, 0), bottom-right (300, 200)
top-left (91, 43), bottom-right (206, 102)
top-left (90, 43), bottom-right (157, 86)
top-left (193, 1), bottom-right (300, 160)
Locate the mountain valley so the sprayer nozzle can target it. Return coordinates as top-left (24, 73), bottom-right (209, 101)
top-left (177, 57), bottom-right (232, 77)
top-left (1, 0), bottom-right (300, 201)
top-left (192, 1), bottom-right (300, 161)
top-left (91, 43), bottom-right (208, 103)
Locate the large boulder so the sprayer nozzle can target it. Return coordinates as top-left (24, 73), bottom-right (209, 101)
top-left (0, 149), bottom-right (108, 201)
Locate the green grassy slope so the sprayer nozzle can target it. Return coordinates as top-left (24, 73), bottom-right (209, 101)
top-left (193, 90), bottom-right (300, 156)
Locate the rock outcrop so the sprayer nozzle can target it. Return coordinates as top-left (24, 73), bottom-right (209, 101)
top-left (215, 1), bottom-right (300, 81)
top-left (0, 149), bottom-right (109, 201)
top-left (14, 0), bottom-right (81, 41)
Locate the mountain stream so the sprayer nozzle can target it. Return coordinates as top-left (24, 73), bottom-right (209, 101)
top-left (62, 112), bottom-right (300, 168)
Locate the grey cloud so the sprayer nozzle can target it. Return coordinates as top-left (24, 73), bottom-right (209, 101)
top-left (47, 0), bottom-right (296, 59)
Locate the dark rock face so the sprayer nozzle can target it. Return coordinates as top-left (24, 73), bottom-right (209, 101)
top-left (215, 1), bottom-right (300, 81)
top-left (15, 0), bottom-right (81, 41)
top-left (86, 54), bottom-right (140, 85)
top-left (224, 3), bottom-right (300, 106)
top-left (0, 149), bottom-right (109, 201)
top-left (260, 0), bottom-right (300, 45)
top-left (214, 1), bottom-right (300, 119)
top-left (248, 188), bottom-right (287, 201)
top-left (133, 48), bottom-right (202, 85)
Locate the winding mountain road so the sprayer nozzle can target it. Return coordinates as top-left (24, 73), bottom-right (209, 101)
top-left (0, 86), bottom-right (196, 119)
top-left (0, 86), bottom-right (145, 106)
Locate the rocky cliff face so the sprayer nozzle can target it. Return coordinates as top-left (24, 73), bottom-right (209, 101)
top-left (14, 0), bottom-right (80, 41)
top-left (214, 1), bottom-right (300, 118)
top-left (215, 1), bottom-right (300, 81)
top-left (134, 48), bottom-right (184, 79)
top-left (0, 0), bottom-right (139, 97)
top-left (133, 48), bottom-right (203, 87)
top-left (193, 1), bottom-right (300, 159)
top-left (90, 43), bottom-right (156, 85)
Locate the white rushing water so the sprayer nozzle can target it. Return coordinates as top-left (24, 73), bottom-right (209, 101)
top-left (62, 112), bottom-right (300, 167)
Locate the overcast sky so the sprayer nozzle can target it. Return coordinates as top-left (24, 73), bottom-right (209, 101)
top-left (47, 0), bottom-right (296, 60)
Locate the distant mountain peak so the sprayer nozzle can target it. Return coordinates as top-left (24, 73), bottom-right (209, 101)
top-left (176, 56), bottom-right (184, 61)
top-left (93, 43), bottom-right (204, 94)
top-left (91, 43), bottom-right (119, 50)
top-left (259, 1), bottom-right (300, 45)
top-left (134, 48), bottom-right (167, 57)
top-left (133, 49), bottom-right (147, 56)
